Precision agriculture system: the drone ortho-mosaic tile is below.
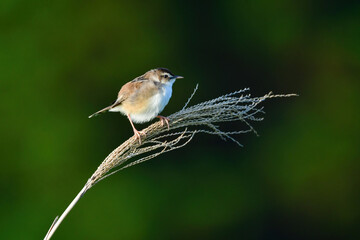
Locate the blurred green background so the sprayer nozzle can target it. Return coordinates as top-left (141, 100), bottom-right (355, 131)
top-left (1, 0), bottom-right (359, 239)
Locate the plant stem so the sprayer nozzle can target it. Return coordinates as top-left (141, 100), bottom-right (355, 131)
top-left (44, 185), bottom-right (89, 240)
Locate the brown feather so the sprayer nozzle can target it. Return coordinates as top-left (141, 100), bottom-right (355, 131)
top-left (115, 80), bottom-right (144, 105)
top-left (88, 81), bottom-right (148, 118)
top-left (88, 104), bottom-right (114, 118)
top-left (119, 80), bottom-right (159, 114)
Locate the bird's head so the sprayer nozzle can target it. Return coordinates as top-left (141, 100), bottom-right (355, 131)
top-left (146, 68), bottom-right (183, 84)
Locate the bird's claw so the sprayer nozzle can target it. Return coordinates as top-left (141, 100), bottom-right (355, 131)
top-left (133, 130), bottom-right (146, 144)
top-left (157, 116), bottom-right (170, 130)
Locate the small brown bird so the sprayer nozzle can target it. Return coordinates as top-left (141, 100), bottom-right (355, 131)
top-left (89, 68), bottom-right (183, 143)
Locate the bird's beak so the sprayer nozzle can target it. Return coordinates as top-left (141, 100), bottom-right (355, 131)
top-left (172, 75), bottom-right (184, 79)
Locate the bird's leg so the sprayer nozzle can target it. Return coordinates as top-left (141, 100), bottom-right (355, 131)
top-left (127, 114), bottom-right (146, 144)
top-left (157, 115), bottom-right (170, 130)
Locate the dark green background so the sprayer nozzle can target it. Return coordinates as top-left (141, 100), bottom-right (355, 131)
top-left (1, 0), bottom-right (359, 239)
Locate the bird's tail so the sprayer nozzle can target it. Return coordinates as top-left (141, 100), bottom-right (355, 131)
top-left (88, 105), bottom-right (113, 118)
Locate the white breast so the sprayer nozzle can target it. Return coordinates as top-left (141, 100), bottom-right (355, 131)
top-left (130, 81), bottom-right (173, 123)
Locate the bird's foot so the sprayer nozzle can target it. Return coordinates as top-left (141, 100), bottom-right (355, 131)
top-left (157, 115), bottom-right (170, 130)
top-left (133, 130), bottom-right (146, 144)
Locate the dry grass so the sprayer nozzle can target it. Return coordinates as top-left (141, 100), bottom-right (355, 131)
top-left (44, 86), bottom-right (297, 240)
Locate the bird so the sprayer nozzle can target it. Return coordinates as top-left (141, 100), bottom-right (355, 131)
top-left (89, 68), bottom-right (183, 143)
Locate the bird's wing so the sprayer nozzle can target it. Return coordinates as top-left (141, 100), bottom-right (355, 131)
top-left (88, 78), bottom-right (148, 118)
top-left (112, 80), bottom-right (145, 107)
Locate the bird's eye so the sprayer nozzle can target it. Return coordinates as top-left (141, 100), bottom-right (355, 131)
top-left (163, 74), bottom-right (168, 78)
